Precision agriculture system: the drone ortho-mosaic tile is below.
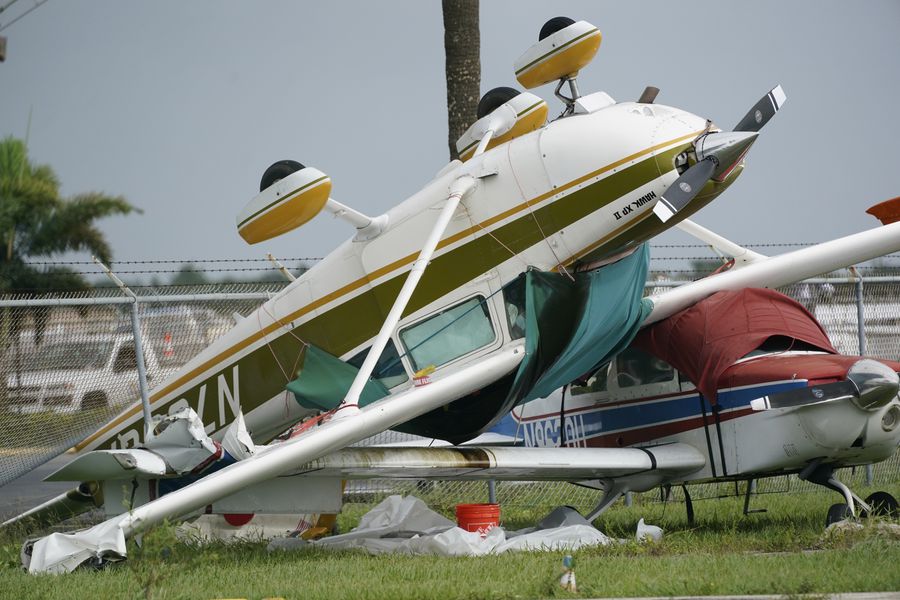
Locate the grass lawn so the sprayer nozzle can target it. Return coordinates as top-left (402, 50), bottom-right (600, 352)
top-left (0, 482), bottom-right (898, 599)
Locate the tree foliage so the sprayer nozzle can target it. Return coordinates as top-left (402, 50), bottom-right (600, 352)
top-left (0, 136), bottom-right (139, 292)
top-left (0, 136), bottom-right (140, 346)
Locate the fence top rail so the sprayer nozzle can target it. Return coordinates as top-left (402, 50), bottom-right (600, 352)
top-left (0, 292), bottom-right (275, 308)
top-left (2, 275), bottom-right (898, 308)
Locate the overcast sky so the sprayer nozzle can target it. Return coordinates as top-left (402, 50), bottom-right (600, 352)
top-left (2, 1), bottom-right (899, 270)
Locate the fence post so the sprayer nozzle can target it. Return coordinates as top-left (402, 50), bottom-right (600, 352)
top-left (852, 269), bottom-right (875, 487)
top-left (94, 257), bottom-right (154, 437)
top-left (853, 269), bottom-right (867, 356)
top-left (129, 303), bottom-right (153, 436)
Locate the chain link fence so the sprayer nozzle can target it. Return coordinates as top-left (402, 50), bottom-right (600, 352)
top-left (0, 260), bottom-right (898, 516)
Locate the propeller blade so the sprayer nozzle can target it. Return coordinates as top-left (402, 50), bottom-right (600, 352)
top-left (751, 359), bottom-right (899, 412)
top-left (652, 158), bottom-right (716, 223)
top-left (750, 381), bottom-right (857, 411)
top-left (734, 85), bottom-right (787, 132)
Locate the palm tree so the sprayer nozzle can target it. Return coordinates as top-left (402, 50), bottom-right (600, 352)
top-left (442, 0), bottom-right (481, 161)
top-left (0, 136), bottom-right (139, 346)
top-left (0, 136), bottom-right (138, 291)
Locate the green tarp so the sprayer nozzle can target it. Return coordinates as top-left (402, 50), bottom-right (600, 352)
top-left (286, 345), bottom-right (389, 412)
top-left (515, 244), bottom-right (653, 403)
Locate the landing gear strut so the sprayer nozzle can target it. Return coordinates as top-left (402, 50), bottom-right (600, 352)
top-left (799, 461), bottom-right (898, 527)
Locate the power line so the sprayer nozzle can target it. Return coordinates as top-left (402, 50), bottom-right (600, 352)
top-left (0, 0), bottom-right (24, 15)
top-left (0, 0), bottom-right (50, 32)
top-left (24, 257), bottom-right (322, 266)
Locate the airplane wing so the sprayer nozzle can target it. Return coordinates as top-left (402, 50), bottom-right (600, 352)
top-left (647, 218), bottom-right (900, 325)
top-left (292, 443), bottom-right (706, 485)
top-left (47, 443), bottom-right (705, 493)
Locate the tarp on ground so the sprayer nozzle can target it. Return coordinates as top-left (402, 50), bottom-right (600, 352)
top-left (632, 287), bottom-right (837, 404)
top-left (268, 495), bottom-right (615, 556)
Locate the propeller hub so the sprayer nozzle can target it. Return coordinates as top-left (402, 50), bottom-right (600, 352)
top-left (847, 359), bottom-right (900, 410)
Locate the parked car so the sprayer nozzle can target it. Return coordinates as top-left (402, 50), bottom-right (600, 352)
top-left (4, 333), bottom-right (173, 414)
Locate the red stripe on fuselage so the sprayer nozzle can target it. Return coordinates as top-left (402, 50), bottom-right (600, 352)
top-left (584, 407), bottom-right (756, 448)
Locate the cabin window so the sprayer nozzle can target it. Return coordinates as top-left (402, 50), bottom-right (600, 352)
top-left (502, 277), bottom-right (526, 340)
top-left (347, 340), bottom-right (409, 389)
top-left (400, 296), bottom-right (495, 370)
top-left (615, 347), bottom-right (674, 388)
top-left (571, 363), bottom-right (610, 396)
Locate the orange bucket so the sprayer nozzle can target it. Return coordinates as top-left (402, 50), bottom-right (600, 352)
top-left (455, 503), bottom-right (500, 536)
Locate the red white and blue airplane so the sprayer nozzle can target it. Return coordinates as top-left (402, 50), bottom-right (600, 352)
top-left (489, 283), bottom-right (900, 527)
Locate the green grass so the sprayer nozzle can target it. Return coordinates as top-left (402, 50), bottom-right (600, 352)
top-left (1, 484), bottom-right (898, 600)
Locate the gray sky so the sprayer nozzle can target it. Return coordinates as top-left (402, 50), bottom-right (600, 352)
top-left (2, 1), bottom-right (899, 268)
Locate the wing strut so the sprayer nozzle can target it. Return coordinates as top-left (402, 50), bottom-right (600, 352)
top-left (337, 174), bottom-right (476, 417)
top-left (676, 219), bottom-right (766, 267)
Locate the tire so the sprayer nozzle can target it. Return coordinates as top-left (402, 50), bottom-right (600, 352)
top-left (476, 87), bottom-right (521, 119)
top-left (864, 491), bottom-right (899, 518)
top-left (81, 392), bottom-right (108, 411)
top-left (825, 502), bottom-right (852, 527)
top-left (259, 160), bottom-right (304, 192)
top-left (539, 17), bottom-right (576, 41)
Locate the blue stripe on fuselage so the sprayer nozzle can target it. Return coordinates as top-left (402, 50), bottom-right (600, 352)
top-left (490, 379), bottom-right (808, 447)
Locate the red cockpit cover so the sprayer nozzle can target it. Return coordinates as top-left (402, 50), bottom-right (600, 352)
top-left (632, 288), bottom-right (837, 404)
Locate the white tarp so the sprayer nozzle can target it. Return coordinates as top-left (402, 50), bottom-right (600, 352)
top-left (268, 495), bottom-right (618, 557)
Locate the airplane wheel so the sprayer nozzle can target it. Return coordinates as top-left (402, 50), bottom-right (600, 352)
top-left (539, 16), bottom-right (575, 41)
top-left (825, 503), bottom-right (852, 527)
top-left (863, 491), bottom-right (899, 518)
top-left (259, 160), bottom-right (304, 192)
top-left (476, 87), bottom-right (520, 119)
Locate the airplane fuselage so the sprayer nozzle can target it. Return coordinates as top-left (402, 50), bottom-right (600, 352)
top-left (500, 351), bottom-right (900, 483)
top-left (78, 94), bottom-right (738, 453)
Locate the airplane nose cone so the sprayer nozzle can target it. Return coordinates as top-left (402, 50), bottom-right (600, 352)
top-left (695, 131), bottom-right (759, 180)
top-left (848, 359), bottom-right (900, 410)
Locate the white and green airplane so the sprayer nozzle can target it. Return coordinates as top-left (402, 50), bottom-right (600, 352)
top-left (16, 18), bottom-right (900, 573)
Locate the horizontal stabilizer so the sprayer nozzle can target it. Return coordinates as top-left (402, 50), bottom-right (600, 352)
top-left (46, 449), bottom-right (167, 482)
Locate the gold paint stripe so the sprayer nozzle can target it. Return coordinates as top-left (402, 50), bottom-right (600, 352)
top-left (516, 100), bottom-right (545, 117)
top-left (515, 28), bottom-right (600, 75)
top-left (76, 129), bottom-right (700, 450)
top-left (237, 176), bottom-right (330, 229)
top-left (557, 212), bottom-right (655, 270)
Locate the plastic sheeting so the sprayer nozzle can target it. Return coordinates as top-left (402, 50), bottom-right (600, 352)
top-left (268, 495), bottom-right (615, 557)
